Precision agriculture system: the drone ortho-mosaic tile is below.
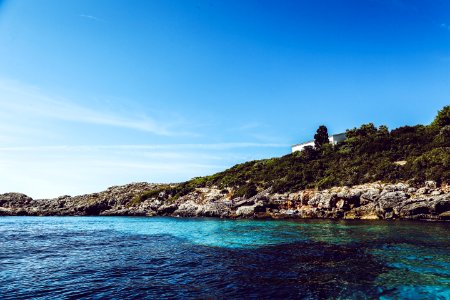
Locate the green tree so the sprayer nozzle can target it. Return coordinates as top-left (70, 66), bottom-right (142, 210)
top-left (346, 123), bottom-right (377, 138)
top-left (314, 125), bottom-right (329, 149)
top-left (378, 125), bottom-right (389, 136)
top-left (432, 105), bottom-right (450, 127)
top-left (436, 125), bottom-right (450, 146)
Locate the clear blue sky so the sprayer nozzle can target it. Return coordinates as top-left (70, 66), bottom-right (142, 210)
top-left (0, 0), bottom-right (449, 198)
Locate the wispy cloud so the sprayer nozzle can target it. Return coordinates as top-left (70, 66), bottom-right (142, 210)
top-left (79, 14), bottom-right (104, 22)
top-left (369, 0), bottom-right (409, 9)
top-left (441, 23), bottom-right (450, 31)
top-left (0, 141), bottom-right (285, 198)
top-left (238, 122), bottom-right (263, 131)
top-left (0, 78), bottom-right (287, 198)
top-left (0, 143), bottom-right (288, 152)
top-left (0, 78), bottom-right (186, 136)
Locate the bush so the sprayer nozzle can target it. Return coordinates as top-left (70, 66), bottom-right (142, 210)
top-left (233, 184), bottom-right (258, 199)
top-left (432, 105), bottom-right (450, 127)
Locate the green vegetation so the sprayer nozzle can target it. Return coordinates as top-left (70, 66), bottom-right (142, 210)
top-left (432, 106), bottom-right (450, 127)
top-left (314, 125), bottom-right (329, 149)
top-left (129, 184), bottom-right (177, 207)
top-left (233, 183), bottom-right (258, 198)
top-left (140, 106), bottom-right (450, 201)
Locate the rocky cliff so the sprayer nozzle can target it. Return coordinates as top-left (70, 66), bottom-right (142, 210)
top-left (1, 181), bottom-right (449, 221)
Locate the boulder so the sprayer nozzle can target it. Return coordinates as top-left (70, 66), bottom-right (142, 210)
top-left (308, 193), bottom-right (337, 209)
top-left (157, 203), bottom-right (178, 215)
top-left (439, 211), bottom-right (450, 220)
top-left (425, 181), bottom-right (437, 189)
top-left (174, 201), bottom-right (198, 217)
top-left (344, 203), bottom-right (379, 220)
top-left (378, 191), bottom-right (409, 209)
top-left (236, 205), bottom-right (256, 217)
top-left (416, 187), bottom-right (429, 195)
top-left (399, 202), bottom-right (431, 218)
top-left (197, 202), bottom-right (231, 218)
top-left (432, 196), bottom-right (450, 214)
top-left (360, 188), bottom-right (380, 204)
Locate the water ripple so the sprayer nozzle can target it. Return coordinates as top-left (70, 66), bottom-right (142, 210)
top-left (0, 217), bottom-right (449, 299)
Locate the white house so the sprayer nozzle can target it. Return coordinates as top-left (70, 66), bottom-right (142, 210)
top-left (291, 132), bottom-right (346, 153)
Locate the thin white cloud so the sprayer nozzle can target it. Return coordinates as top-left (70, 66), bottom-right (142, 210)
top-left (79, 14), bottom-right (104, 22)
top-left (370, 0), bottom-right (409, 9)
top-left (0, 149), bottom-right (243, 198)
top-left (0, 156), bottom-right (227, 198)
top-left (0, 78), bottom-right (288, 198)
top-left (0, 141), bottom-right (286, 198)
top-left (0, 143), bottom-right (288, 152)
top-left (238, 122), bottom-right (263, 131)
top-left (0, 78), bottom-right (186, 136)
top-left (441, 23), bottom-right (450, 31)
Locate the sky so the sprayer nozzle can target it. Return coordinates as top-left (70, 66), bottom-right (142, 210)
top-left (0, 0), bottom-right (449, 198)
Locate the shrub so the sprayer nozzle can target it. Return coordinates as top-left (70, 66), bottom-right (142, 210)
top-left (233, 184), bottom-right (258, 199)
top-left (432, 105), bottom-right (450, 127)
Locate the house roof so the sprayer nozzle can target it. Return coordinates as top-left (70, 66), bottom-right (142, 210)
top-left (292, 140), bottom-right (314, 147)
top-left (291, 132), bottom-right (345, 147)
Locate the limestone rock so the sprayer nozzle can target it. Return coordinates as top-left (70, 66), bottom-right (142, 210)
top-left (236, 205), bottom-right (256, 217)
top-left (0, 180), bottom-right (449, 221)
top-left (439, 211), bottom-right (450, 220)
top-left (360, 188), bottom-right (380, 204)
top-left (425, 181), bottom-right (437, 189)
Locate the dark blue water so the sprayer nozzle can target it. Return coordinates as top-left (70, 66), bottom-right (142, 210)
top-left (0, 217), bottom-right (449, 299)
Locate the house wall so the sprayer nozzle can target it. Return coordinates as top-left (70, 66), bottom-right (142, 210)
top-left (291, 141), bottom-right (314, 152)
top-left (291, 133), bottom-right (347, 153)
top-left (329, 133), bottom-right (346, 145)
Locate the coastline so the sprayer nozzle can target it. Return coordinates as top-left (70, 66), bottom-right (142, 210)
top-left (1, 181), bottom-right (449, 221)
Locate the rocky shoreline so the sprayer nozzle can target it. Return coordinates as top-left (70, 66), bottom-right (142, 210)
top-left (1, 181), bottom-right (449, 221)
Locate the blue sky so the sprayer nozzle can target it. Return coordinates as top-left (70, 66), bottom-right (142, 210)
top-left (0, 0), bottom-right (449, 198)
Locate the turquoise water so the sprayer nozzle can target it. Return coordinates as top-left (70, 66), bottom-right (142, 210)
top-left (0, 217), bottom-right (449, 299)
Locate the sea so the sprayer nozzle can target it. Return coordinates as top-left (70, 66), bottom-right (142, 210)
top-left (0, 217), bottom-right (449, 299)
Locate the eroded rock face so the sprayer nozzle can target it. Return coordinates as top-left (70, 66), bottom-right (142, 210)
top-left (1, 181), bottom-right (449, 221)
top-left (0, 193), bottom-right (34, 216)
top-left (0, 193), bottom-right (32, 207)
top-left (0, 182), bottom-right (159, 216)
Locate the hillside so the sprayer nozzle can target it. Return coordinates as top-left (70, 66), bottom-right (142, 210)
top-left (157, 106), bottom-right (450, 199)
top-left (0, 106), bottom-right (449, 220)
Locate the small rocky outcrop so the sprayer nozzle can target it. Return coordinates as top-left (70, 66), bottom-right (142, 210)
top-left (0, 193), bottom-right (33, 216)
top-left (1, 181), bottom-right (449, 221)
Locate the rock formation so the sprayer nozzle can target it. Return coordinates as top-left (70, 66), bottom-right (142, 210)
top-left (1, 181), bottom-right (449, 221)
